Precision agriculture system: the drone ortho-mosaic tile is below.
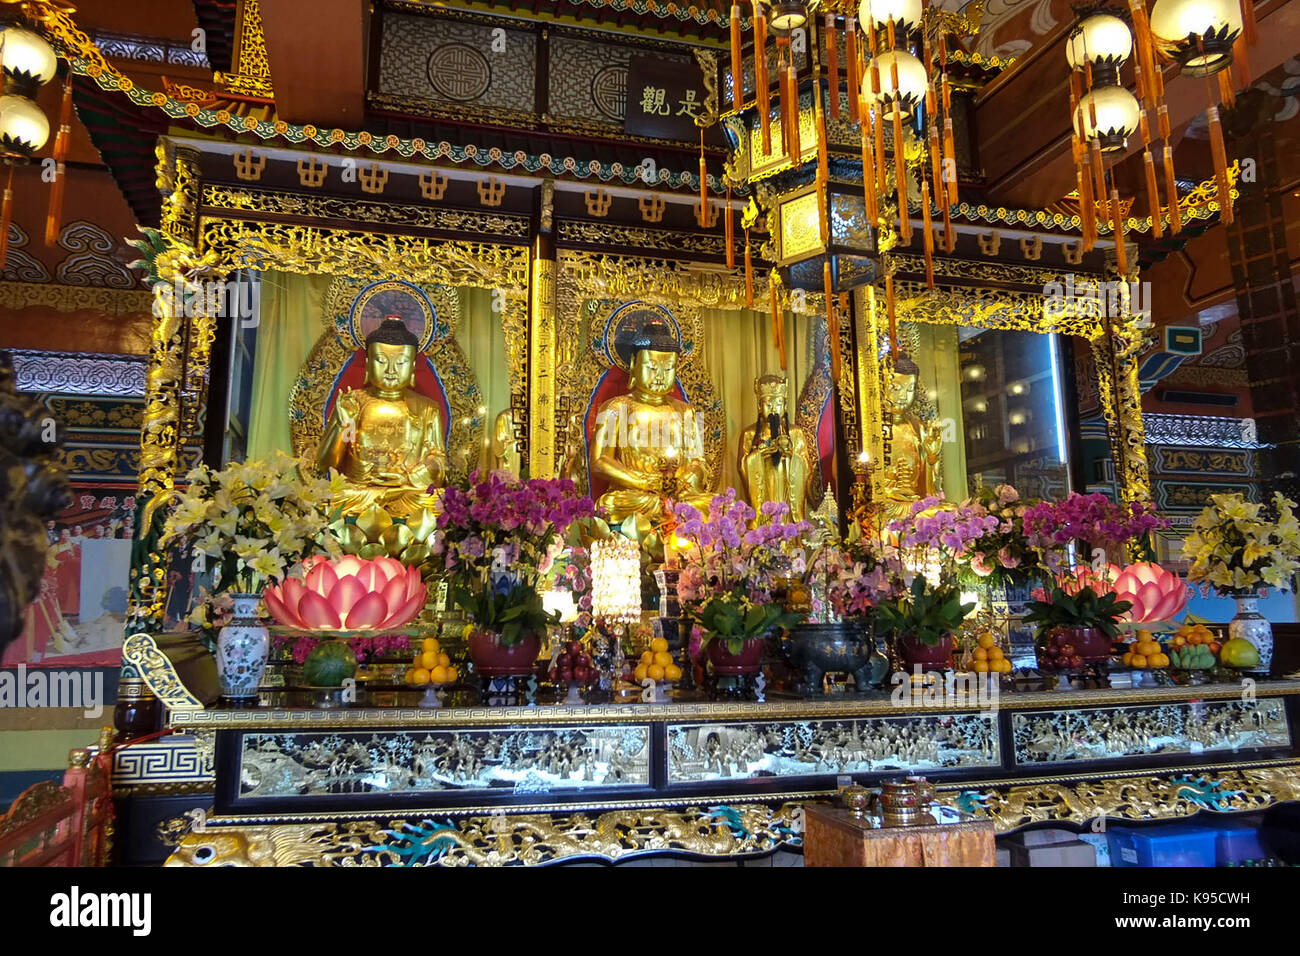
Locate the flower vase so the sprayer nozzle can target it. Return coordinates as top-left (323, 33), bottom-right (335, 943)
top-left (216, 593), bottom-right (269, 702)
top-left (467, 630), bottom-right (542, 678)
top-left (704, 636), bottom-right (765, 676)
top-left (1229, 593), bottom-right (1272, 673)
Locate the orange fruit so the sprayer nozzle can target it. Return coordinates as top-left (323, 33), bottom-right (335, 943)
top-left (653, 651), bottom-right (674, 668)
top-left (420, 651), bottom-right (438, 670)
top-left (1122, 653), bottom-right (1134, 666)
top-left (445, 666), bottom-right (458, 683)
top-left (650, 637), bottom-right (668, 653)
top-left (1187, 632), bottom-right (1202, 645)
top-left (412, 667), bottom-right (431, 685)
top-left (648, 664), bottom-right (666, 681)
top-left (1150, 653), bottom-right (1169, 668)
top-left (978, 634), bottom-right (995, 649)
top-left (988, 646), bottom-right (1005, 661)
top-left (422, 637), bottom-right (439, 652)
top-left (1131, 654), bottom-right (1148, 668)
top-left (634, 664), bottom-right (649, 682)
top-left (973, 660), bottom-right (990, 673)
top-left (1172, 636), bottom-right (1186, 647)
top-left (999, 659), bottom-right (1014, 673)
top-left (641, 651), bottom-right (655, 665)
top-left (431, 665), bottom-right (448, 684)
top-left (973, 647), bottom-right (988, 662)
top-left (404, 668), bottom-right (418, 684)
top-left (437, 652), bottom-right (450, 668)
top-left (665, 663), bottom-right (683, 681)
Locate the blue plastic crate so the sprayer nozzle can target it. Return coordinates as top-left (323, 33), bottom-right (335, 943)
top-left (1107, 824), bottom-right (1219, 867)
top-left (1214, 823), bottom-right (1269, 866)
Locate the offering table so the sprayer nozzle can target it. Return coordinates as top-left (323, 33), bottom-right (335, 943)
top-left (108, 635), bottom-right (1300, 866)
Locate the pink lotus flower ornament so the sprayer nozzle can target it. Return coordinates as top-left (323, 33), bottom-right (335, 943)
top-left (1110, 562), bottom-right (1190, 624)
top-left (265, 555), bottom-right (427, 631)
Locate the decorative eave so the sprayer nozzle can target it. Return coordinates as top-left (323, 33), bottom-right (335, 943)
top-left (389, 0), bottom-right (734, 44)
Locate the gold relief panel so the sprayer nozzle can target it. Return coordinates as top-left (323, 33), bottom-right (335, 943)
top-left (289, 277), bottom-right (485, 478)
top-left (201, 185), bottom-right (531, 240)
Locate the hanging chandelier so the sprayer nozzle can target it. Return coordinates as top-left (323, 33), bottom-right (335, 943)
top-left (723, 0), bottom-right (972, 379)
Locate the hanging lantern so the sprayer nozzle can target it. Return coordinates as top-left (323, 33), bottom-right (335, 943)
top-left (863, 49), bottom-right (928, 118)
top-left (1149, 0), bottom-right (1242, 76)
top-left (590, 536), bottom-right (642, 626)
top-left (859, 0), bottom-right (923, 34)
top-left (0, 93), bottom-right (49, 155)
top-left (1075, 85), bottom-right (1142, 152)
top-left (771, 179), bottom-right (879, 293)
top-left (1066, 13), bottom-right (1134, 82)
top-left (768, 1), bottom-right (809, 35)
top-left (0, 26), bottom-right (58, 97)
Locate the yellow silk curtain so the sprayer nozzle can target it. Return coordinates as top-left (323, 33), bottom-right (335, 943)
top-left (699, 307), bottom-right (818, 495)
top-left (246, 271), bottom-right (331, 463)
top-left (245, 272), bottom-right (507, 468)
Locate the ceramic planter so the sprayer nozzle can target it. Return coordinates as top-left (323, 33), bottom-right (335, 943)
top-left (467, 630), bottom-right (542, 677)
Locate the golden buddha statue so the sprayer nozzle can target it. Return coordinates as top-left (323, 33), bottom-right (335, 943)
top-left (738, 372), bottom-right (813, 522)
top-left (314, 317), bottom-right (447, 518)
top-left (488, 409), bottom-right (521, 477)
top-left (589, 315), bottom-right (714, 522)
top-left (880, 354), bottom-right (942, 523)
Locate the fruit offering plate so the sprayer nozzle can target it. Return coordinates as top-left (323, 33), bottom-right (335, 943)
top-left (403, 635), bottom-right (460, 688)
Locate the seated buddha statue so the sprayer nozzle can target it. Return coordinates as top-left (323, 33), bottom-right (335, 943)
top-left (880, 353), bottom-right (943, 526)
top-left (314, 317), bottom-right (448, 518)
top-left (738, 372), bottom-right (813, 523)
top-left (589, 315), bottom-right (714, 522)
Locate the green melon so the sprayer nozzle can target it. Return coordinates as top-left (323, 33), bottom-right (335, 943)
top-left (303, 640), bottom-right (358, 687)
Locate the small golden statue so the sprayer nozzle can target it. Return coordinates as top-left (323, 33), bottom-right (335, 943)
top-left (589, 315), bottom-right (713, 522)
top-left (879, 353), bottom-right (943, 523)
top-left (488, 408), bottom-right (521, 477)
top-left (737, 372), bottom-right (813, 522)
top-left (314, 317), bottom-right (448, 518)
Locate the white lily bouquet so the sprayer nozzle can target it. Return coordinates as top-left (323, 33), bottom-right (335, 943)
top-left (160, 451), bottom-right (342, 623)
top-left (1184, 492), bottom-right (1300, 595)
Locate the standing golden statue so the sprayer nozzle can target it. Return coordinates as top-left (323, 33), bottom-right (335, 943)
top-left (488, 409), bottom-right (521, 477)
top-left (879, 354), bottom-right (943, 523)
top-left (589, 315), bottom-right (713, 522)
top-left (738, 372), bottom-right (813, 522)
top-left (314, 317), bottom-right (447, 517)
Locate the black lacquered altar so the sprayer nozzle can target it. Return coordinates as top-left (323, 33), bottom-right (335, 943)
top-left (113, 633), bottom-right (1300, 866)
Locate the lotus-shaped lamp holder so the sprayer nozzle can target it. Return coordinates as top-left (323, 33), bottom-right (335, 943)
top-left (1111, 561), bottom-right (1190, 626)
top-left (265, 555), bottom-right (428, 631)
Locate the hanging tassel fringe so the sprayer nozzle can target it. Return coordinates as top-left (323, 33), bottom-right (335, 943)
top-left (730, 3), bottom-right (744, 111)
top-left (745, 232), bottom-right (755, 307)
top-left (1207, 105), bottom-right (1233, 226)
top-left (1163, 145), bottom-right (1182, 235)
top-left (825, 260), bottom-right (840, 382)
top-left (755, 4), bottom-right (772, 153)
top-left (825, 12), bottom-right (840, 121)
top-left (1143, 150), bottom-right (1164, 240)
top-left (725, 188), bottom-right (736, 269)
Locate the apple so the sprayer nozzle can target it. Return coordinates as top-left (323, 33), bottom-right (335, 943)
top-left (1067, 655), bottom-right (1084, 669)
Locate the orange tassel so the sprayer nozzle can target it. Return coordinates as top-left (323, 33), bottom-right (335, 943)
top-left (893, 105), bottom-right (910, 245)
top-left (699, 131), bottom-right (708, 212)
top-left (45, 75), bottom-right (74, 247)
top-left (727, 204), bottom-right (738, 256)
top-left (943, 117), bottom-right (958, 206)
top-left (825, 261), bottom-right (839, 381)
top-left (730, 4), bottom-right (744, 111)
top-left (1242, 0), bottom-right (1257, 46)
top-left (0, 166), bottom-right (13, 271)
top-left (1110, 187), bottom-right (1128, 275)
top-left (1233, 35), bottom-right (1252, 88)
top-left (870, 61), bottom-right (887, 196)
top-left (1164, 145), bottom-right (1182, 235)
top-left (770, 280), bottom-right (786, 370)
top-left (786, 64), bottom-right (801, 159)
top-left (921, 180), bottom-right (935, 288)
top-left (1090, 139), bottom-right (1108, 221)
top-left (1218, 70), bottom-right (1236, 109)
top-left (745, 232), bottom-right (755, 307)
top-left (816, 94), bottom-right (830, 246)
top-left (1078, 166), bottom-right (1095, 251)
top-left (942, 201), bottom-right (954, 253)
top-left (860, 96), bottom-right (879, 225)
top-left (755, 4), bottom-right (771, 154)
top-left (928, 119), bottom-right (943, 211)
top-left (825, 12), bottom-right (840, 121)
top-left (1207, 105), bottom-right (1233, 226)
top-left (846, 15), bottom-right (859, 123)
top-left (1143, 150), bottom-right (1164, 240)
top-left (885, 272), bottom-right (898, 359)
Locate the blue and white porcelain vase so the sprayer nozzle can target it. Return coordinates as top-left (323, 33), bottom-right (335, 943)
top-left (216, 593), bottom-right (269, 700)
top-left (1228, 592), bottom-right (1272, 673)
